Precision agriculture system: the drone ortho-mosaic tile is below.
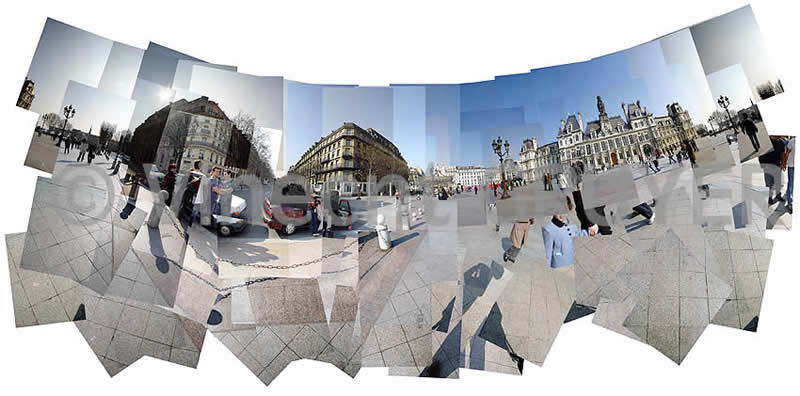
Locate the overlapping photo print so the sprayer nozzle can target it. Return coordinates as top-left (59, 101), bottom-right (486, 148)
top-left (6, 5), bottom-right (793, 388)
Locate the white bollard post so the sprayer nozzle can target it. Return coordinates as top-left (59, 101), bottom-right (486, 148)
top-left (147, 190), bottom-right (169, 228)
top-left (376, 213), bottom-right (391, 251)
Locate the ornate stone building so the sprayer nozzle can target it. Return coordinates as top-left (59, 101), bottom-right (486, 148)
top-left (154, 96), bottom-right (234, 174)
top-left (519, 138), bottom-right (560, 182)
top-left (455, 166), bottom-right (486, 187)
top-left (290, 122), bottom-right (408, 196)
top-left (17, 78), bottom-right (35, 110)
top-left (408, 166), bottom-right (424, 193)
top-left (519, 96), bottom-right (697, 180)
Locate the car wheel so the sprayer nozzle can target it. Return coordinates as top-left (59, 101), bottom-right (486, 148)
top-left (284, 223), bottom-right (296, 235)
top-left (219, 225), bottom-right (232, 237)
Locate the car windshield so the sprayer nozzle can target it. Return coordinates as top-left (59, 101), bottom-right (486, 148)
top-left (281, 183), bottom-right (306, 195)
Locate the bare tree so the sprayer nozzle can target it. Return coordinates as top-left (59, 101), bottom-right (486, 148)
top-left (113, 128), bottom-right (129, 142)
top-left (708, 110), bottom-right (730, 132)
top-left (232, 112), bottom-right (274, 181)
top-left (356, 145), bottom-right (392, 195)
top-left (39, 112), bottom-right (61, 130)
top-left (99, 121), bottom-right (116, 148)
top-left (757, 81), bottom-right (779, 100)
top-left (162, 112), bottom-right (191, 165)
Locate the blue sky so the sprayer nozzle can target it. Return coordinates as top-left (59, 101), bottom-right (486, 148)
top-left (187, 66), bottom-right (283, 130)
top-left (25, 19), bottom-right (113, 115)
top-left (61, 81), bottom-right (135, 133)
top-left (690, 6), bottom-right (778, 101)
top-left (30, 9), bottom-right (771, 170)
top-left (284, 37), bottom-right (730, 169)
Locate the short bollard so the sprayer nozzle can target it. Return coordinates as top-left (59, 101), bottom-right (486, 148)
top-left (376, 213), bottom-right (391, 251)
top-left (147, 190), bottom-right (169, 228)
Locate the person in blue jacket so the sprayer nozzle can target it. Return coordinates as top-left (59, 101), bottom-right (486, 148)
top-left (542, 214), bottom-right (597, 268)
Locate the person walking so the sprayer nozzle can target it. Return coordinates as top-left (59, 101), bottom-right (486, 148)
top-left (309, 198), bottom-right (321, 237)
top-left (646, 157), bottom-right (658, 174)
top-left (557, 173), bottom-right (569, 192)
top-left (180, 161), bottom-right (204, 225)
top-left (632, 201), bottom-right (656, 225)
top-left (86, 144), bottom-right (96, 164)
top-left (63, 136), bottom-right (70, 154)
top-left (77, 139), bottom-right (88, 162)
top-left (783, 136), bottom-right (794, 214)
top-left (160, 163), bottom-right (177, 207)
top-left (759, 135), bottom-right (787, 206)
top-left (677, 148), bottom-right (684, 167)
top-left (218, 170), bottom-right (235, 216)
top-left (685, 140), bottom-right (697, 168)
top-left (571, 162), bottom-right (584, 191)
top-left (208, 167), bottom-right (221, 216)
top-left (741, 113), bottom-right (761, 152)
top-left (504, 218), bottom-right (532, 264)
top-left (542, 214), bottom-right (581, 268)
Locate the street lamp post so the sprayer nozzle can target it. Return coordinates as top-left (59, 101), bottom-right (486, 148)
top-left (491, 136), bottom-right (511, 199)
top-left (717, 95), bottom-right (738, 134)
top-left (58, 105), bottom-right (76, 146)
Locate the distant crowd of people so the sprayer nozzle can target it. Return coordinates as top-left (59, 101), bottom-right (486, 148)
top-left (54, 132), bottom-right (112, 165)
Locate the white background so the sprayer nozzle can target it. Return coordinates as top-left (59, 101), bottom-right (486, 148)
top-left (0, 0), bottom-right (797, 394)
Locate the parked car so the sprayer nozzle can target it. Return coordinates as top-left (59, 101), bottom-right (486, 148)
top-left (263, 184), bottom-right (353, 235)
top-left (262, 183), bottom-right (310, 235)
top-left (326, 191), bottom-right (353, 230)
top-left (211, 194), bottom-right (248, 236)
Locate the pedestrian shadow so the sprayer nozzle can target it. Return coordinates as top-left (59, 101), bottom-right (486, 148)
top-left (625, 218), bottom-right (650, 233)
top-left (218, 239), bottom-right (280, 265)
top-left (766, 201), bottom-right (790, 230)
top-left (741, 149), bottom-right (760, 163)
top-left (463, 261), bottom-right (505, 313)
top-left (421, 322), bottom-right (461, 378)
top-left (432, 296), bottom-right (455, 333)
top-left (477, 303), bottom-right (523, 373)
top-left (146, 225), bottom-right (173, 274)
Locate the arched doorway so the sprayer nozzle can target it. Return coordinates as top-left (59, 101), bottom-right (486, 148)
top-left (643, 144), bottom-right (654, 157)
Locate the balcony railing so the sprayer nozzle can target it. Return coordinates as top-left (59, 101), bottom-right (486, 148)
top-left (185, 140), bottom-right (224, 152)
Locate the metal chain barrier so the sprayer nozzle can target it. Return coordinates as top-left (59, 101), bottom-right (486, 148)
top-left (143, 209), bottom-right (361, 297)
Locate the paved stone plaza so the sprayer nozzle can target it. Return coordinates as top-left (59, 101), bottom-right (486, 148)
top-left (4, 124), bottom-right (789, 384)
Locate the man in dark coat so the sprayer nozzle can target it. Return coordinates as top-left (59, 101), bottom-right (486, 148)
top-left (160, 163), bottom-right (177, 206)
top-left (741, 113), bottom-right (761, 152)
